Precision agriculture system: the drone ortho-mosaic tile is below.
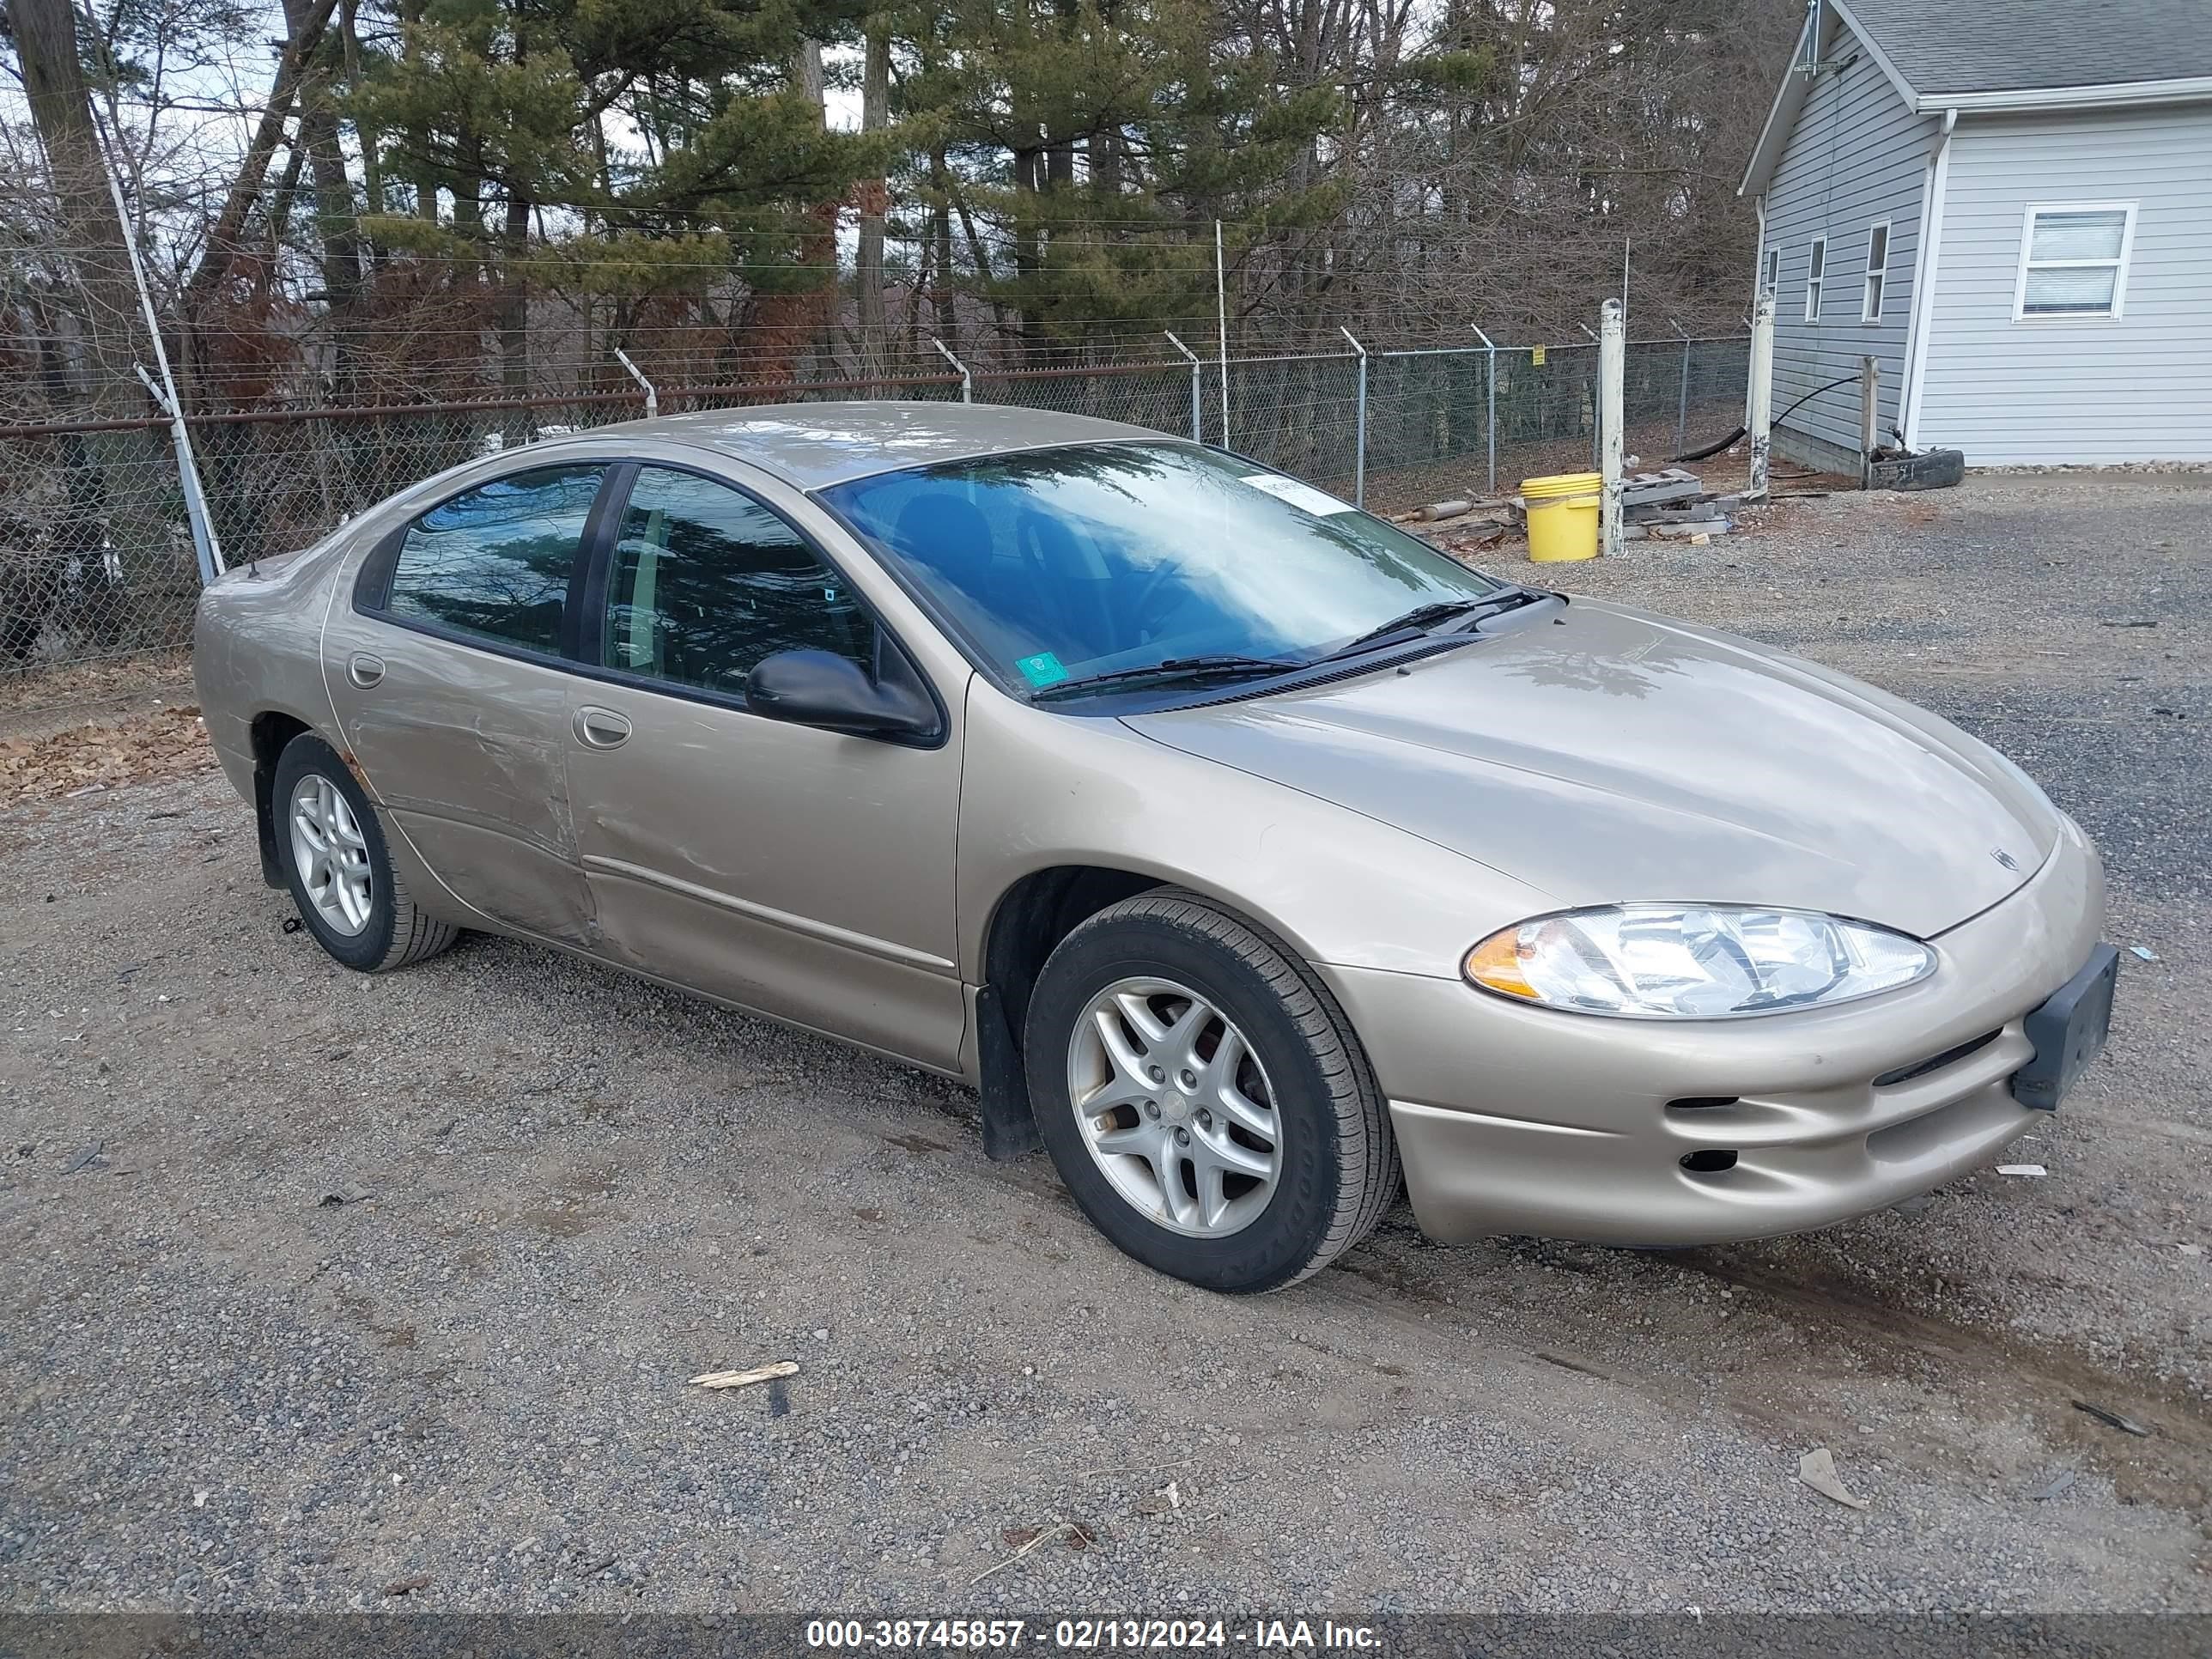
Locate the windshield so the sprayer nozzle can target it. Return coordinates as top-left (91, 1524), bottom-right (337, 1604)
top-left (817, 441), bottom-right (1504, 696)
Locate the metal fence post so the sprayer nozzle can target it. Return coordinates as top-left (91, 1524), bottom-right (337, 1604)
top-left (1598, 301), bottom-right (1625, 559)
top-left (931, 337), bottom-right (972, 403)
top-left (1670, 319), bottom-right (1692, 457)
top-left (1470, 325), bottom-right (1498, 495)
top-left (615, 348), bottom-right (658, 418)
top-left (1164, 331), bottom-right (1202, 444)
top-left (133, 367), bottom-right (222, 584)
top-left (1214, 220), bottom-right (1231, 445)
top-left (1339, 327), bottom-right (1368, 507)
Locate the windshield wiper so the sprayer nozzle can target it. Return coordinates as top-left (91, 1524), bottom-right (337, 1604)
top-left (1315, 588), bottom-right (1547, 662)
top-left (1030, 653), bottom-right (1304, 702)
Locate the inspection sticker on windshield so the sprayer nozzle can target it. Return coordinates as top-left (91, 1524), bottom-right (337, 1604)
top-left (1243, 473), bottom-right (1356, 517)
top-left (1015, 651), bottom-right (1070, 688)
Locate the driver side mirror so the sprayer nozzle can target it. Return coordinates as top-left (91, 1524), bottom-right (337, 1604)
top-left (746, 647), bottom-right (941, 744)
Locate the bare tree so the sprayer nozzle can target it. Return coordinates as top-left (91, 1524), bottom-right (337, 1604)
top-left (9, 0), bottom-right (140, 412)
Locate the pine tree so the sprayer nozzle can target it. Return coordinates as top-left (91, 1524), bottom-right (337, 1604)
top-left (345, 0), bottom-right (886, 394)
top-left (900, 0), bottom-right (1341, 359)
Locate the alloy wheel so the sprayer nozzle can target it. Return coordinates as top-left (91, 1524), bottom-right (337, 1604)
top-left (1065, 975), bottom-right (1283, 1237)
top-left (288, 772), bottom-right (374, 937)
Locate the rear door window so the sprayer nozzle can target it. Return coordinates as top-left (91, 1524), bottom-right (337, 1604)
top-left (383, 464), bottom-right (606, 653)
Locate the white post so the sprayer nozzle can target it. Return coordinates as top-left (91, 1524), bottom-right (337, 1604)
top-left (1164, 331), bottom-right (1202, 443)
top-left (931, 337), bottom-right (971, 403)
top-left (1858, 354), bottom-right (1880, 489)
top-left (1752, 198), bottom-right (1768, 320)
top-left (1214, 219), bottom-right (1231, 446)
top-left (614, 348), bottom-right (657, 419)
top-left (1470, 325), bottom-right (1498, 495)
top-left (1598, 300), bottom-right (1625, 559)
top-left (1747, 294), bottom-right (1776, 501)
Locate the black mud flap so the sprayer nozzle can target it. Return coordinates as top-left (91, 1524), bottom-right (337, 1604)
top-left (2011, 944), bottom-right (2120, 1112)
top-left (975, 983), bottom-right (1041, 1160)
top-left (253, 758), bottom-right (286, 887)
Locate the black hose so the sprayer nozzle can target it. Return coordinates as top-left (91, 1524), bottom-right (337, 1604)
top-left (1665, 370), bottom-right (1868, 465)
top-left (1770, 372), bottom-right (1869, 430)
top-left (1668, 425), bottom-right (1743, 464)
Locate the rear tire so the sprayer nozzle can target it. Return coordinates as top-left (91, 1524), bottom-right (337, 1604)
top-left (273, 732), bottom-right (459, 973)
top-left (1024, 890), bottom-right (1399, 1293)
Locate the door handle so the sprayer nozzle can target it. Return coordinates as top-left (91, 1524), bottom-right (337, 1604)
top-left (573, 706), bottom-right (632, 750)
top-left (346, 653), bottom-right (386, 689)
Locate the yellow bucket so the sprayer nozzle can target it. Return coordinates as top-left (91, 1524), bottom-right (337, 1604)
top-left (1522, 471), bottom-right (1602, 562)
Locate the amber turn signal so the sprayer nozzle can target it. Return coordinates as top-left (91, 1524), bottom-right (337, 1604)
top-left (1463, 927), bottom-right (1542, 1000)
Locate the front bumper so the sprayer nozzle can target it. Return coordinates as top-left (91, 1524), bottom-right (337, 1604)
top-left (1319, 817), bottom-right (2106, 1248)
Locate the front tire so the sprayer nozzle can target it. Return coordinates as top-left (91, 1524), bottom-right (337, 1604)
top-left (1024, 891), bottom-right (1399, 1293)
top-left (273, 733), bottom-right (459, 973)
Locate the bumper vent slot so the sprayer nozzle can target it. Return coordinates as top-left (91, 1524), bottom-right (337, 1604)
top-left (1874, 1030), bottom-right (2001, 1089)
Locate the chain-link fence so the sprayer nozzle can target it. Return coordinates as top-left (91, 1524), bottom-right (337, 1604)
top-left (1, 336), bottom-right (1748, 684)
top-left (1356, 336), bottom-right (1753, 512)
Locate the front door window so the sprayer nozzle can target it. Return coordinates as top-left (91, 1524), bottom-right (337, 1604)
top-left (604, 467), bottom-right (872, 697)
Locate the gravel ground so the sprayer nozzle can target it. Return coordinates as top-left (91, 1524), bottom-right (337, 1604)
top-left (1, 472), bottom-right (2206, 1615)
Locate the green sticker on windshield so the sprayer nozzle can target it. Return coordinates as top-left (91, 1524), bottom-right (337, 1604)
top-left (1016, 651), bottom-right (1070, 688)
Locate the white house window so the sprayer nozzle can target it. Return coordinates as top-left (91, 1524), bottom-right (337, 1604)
top-left (1862, 221), bottom-right (1890, 322)
top-left (2015, 204), bottom-right (2136, 319)
top-left (1761, 246), bottom-right (1781, 296)
top-left (1805, 238), bottom-right (1826, 322)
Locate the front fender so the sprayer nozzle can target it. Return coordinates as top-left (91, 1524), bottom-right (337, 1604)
top-left (952, 682), bottom-right (1555, 985)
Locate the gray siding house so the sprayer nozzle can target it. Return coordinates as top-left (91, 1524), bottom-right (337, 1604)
top-left (1740, 0), bottom-right (2212, 469)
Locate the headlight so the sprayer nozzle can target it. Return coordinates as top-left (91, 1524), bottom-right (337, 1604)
top-left (1462, 904), bottom-right (1934, 1018)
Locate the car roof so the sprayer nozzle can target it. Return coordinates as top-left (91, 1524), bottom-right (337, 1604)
top-left (601, 400), bottom-right (1168, 491)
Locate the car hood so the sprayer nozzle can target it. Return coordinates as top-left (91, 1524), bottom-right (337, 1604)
top-left (1123, 599), bottom-right (2059, 940)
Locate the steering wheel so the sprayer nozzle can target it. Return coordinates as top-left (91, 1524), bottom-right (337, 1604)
top-left (1124, 560), bottom-right (1184, 645)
